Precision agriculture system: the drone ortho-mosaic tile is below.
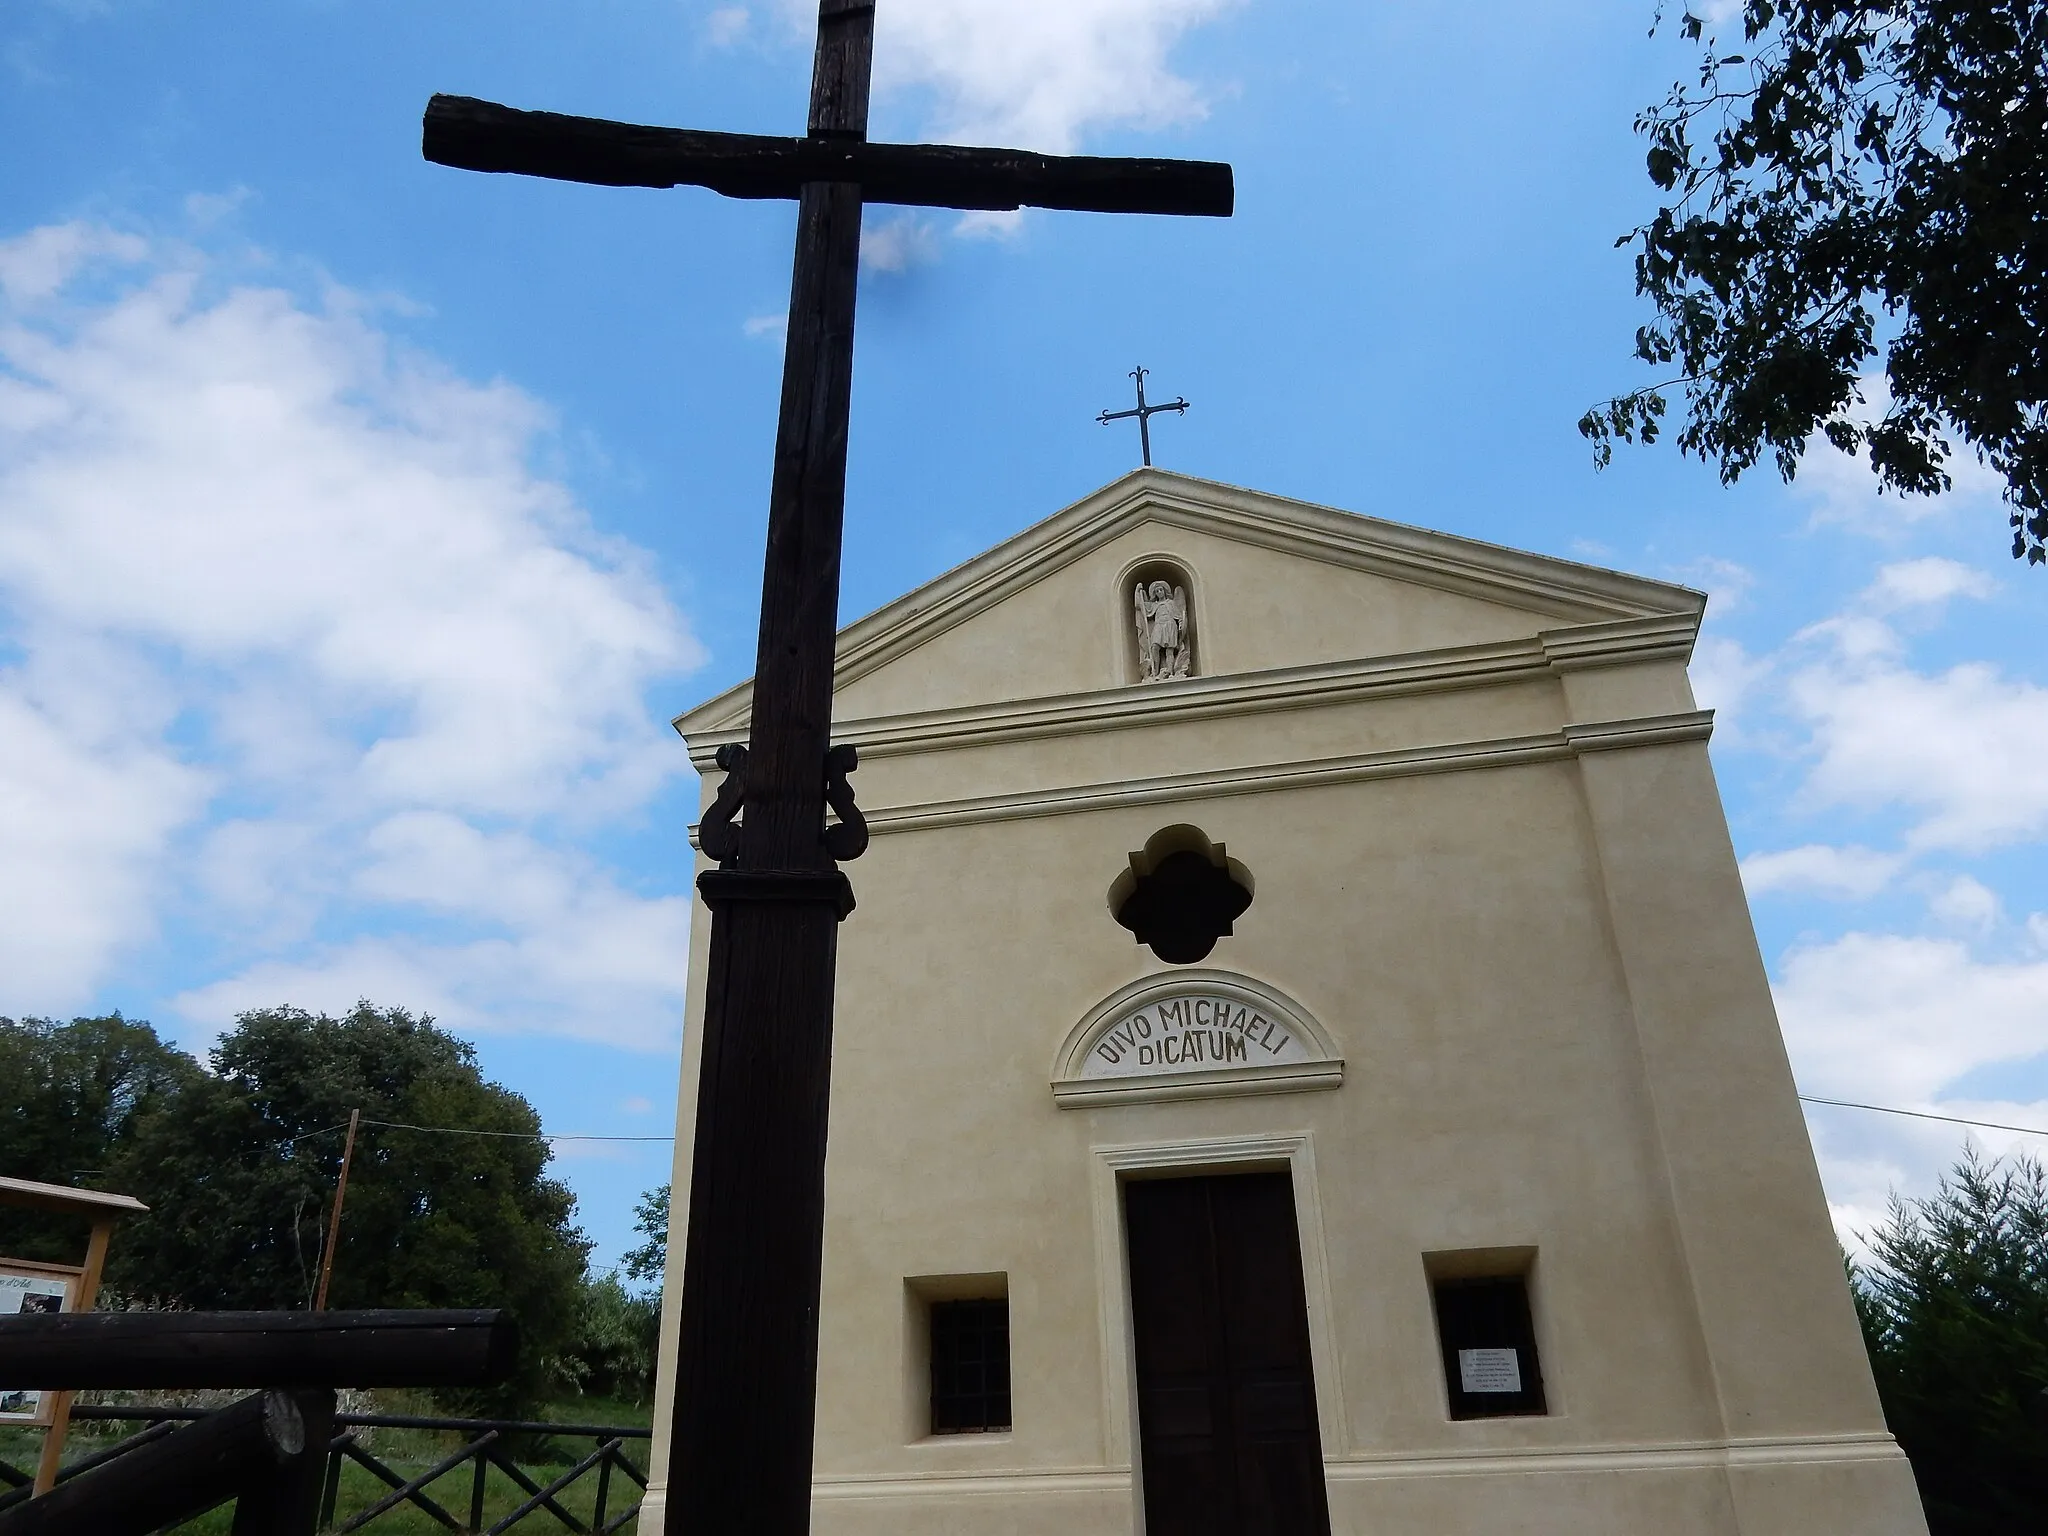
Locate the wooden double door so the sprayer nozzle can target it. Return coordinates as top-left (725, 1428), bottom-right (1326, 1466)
top-left (1124, 1172), bottom-right (1332, 1536)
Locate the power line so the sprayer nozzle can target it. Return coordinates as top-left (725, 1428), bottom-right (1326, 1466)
top-left (279, 1098), bottom-right (2044, 1152)
top-left (283, 1118), bottom-right (672, 1145)
top-left (363, 1119), bottom-right (673, 1142)
top-left (1799, 1094), bottom-right (2048, 1140)
top-left (284, 1122), bottom-right (355, 1147)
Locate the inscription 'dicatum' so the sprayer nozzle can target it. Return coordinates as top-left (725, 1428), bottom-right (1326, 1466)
top-left (1081, 993), bottom-right (1311, 1078)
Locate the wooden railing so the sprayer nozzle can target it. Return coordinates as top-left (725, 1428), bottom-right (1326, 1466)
top-left (1, 1406), bottom-right (649, 1534)
top-left (0, 1309), bottom-right (519, 1533)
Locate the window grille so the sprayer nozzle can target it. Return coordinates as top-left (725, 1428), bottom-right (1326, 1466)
top-left (928, 1297), bottom-right (1011, 1434)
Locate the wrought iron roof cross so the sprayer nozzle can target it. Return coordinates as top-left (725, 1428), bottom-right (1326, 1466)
top-left (1098, 364), bottom-right (1190, 466)
top-left (422, 6), bottom-right (1230, 1535)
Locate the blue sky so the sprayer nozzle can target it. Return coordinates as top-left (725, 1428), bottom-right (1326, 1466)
top-left (3, 0), bottom-right (2043, 1271)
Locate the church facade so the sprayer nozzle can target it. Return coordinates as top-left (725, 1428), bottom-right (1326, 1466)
top-left (640, 471), bottom-right (1925, 1536)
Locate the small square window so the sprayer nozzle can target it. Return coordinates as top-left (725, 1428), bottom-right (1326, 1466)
top-left (929, 1297), bottom-right (1011, 1434)
top-left (1431, 1274), bottom-right (1547, 1419)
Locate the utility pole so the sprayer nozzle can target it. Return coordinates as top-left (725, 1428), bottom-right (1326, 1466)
top-left (312, 1109), bottom-right (360, 1312)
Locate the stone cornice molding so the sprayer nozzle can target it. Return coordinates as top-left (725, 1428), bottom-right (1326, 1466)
top-left (686, 711), bottom-right (1716, 846)
top-left (799, 1428), bottom-right (1907, 1497)
top-left (1537, 613), bottom-right (1700, 673)
top-left (678, 615), bottom-right (1703, 769)
top-left (674, 469), bottom-right (1705, 740)
top-left (1318, 1429), bottom-right (1906, 1481)
top-left (1562, 711), bottom-right (1716, 753)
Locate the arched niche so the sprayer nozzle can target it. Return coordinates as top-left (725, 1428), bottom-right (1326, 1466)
top-left (1121, 555), bottom-right (1199, 684)
top-left (1051, 969), bottom-right (1344, 1109)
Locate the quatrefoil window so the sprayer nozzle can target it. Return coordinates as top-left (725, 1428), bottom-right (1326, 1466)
top-left (1107, 825), bottom-right (1254, 964)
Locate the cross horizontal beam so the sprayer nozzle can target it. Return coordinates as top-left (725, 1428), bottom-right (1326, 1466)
top-left (424, 95), bottom-right (1234, 217)
top-left (0, 1309), bottom-right (515, 1390)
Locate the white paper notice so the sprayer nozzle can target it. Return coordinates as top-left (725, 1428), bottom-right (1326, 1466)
top-left (1457, 1347), bottom-right (1522, 1394)
top-left (0, 1272), bottom-right (70, 1422)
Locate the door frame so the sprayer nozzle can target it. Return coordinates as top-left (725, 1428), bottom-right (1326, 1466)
top-left (1089, 1132), bottom-right (1351, 1502)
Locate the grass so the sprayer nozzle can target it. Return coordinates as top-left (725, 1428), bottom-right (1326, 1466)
top-left (1, 1393), bottom-right (654, 1534)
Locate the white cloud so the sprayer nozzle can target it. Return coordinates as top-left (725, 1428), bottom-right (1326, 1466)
top-left (1929, 874), bottom-right (2001, 931)
top-left (0, 222), bottom-right (701, 1039)
top-left (171, 832), bottom-right (693, 1050)
top-left (1788, 646), bottom-right (2048, 851)
top-left (704, 5), bottom-right (750, 47)
top-left (182, 188), bottom-right (253, 228)
top-left (1754, 559), bottom-right (2048, 852)
top-left (742, 311), bottom-right (787, 341)
top-left (1687, 626), bottom-right (1769, 741)
top-left (1778, 932), bottom-right (2048, 1102)
top-left (862, 212), bottom-right (938, 273)
top-left (0, 223), bottom-right (146, 303)
top-left (1704, 551), bottom-right (2048, 1239)
top-left (0, 660), bottom-right (210, 1002)
top-left (1864, 556), bottom-right (1995, 612)
top-left (954, 207), bottom-right (1027, 241)
top-left (1676, 555), bottom-right (1755, 614)
top-left (1740, 844), bottom-right (1902, 900)
top-left (771, 0), bottom-right (1235, 154)
top-left (1774, 929), bottom-right (2048, 1236)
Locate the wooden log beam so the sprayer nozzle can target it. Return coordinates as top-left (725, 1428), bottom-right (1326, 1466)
top-left (423, 95), bottom-right (1235, 217)
top-left (0, 1309), bottom-right (514, 1390)
top-left (230, 1388), bottom-right (334, 1536)
top-left (0, 1390), bottom-right (303, 1536)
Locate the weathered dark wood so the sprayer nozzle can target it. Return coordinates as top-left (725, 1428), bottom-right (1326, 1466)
top-left (662, 17), bottom-right (870, 1536)
top-left (231, 1389), bottom-right (334, 1536)
top-left (0, 1390), bottom-right (302, 1536)
top-left (68, 1402), bottom-right (653, 1439)
top-left (423, 8), bottom-right (1233, 1535)
top-left (0, 1309), bottom-right (514, 1389)
top-left (424, 95), bottom-right (1234, 217)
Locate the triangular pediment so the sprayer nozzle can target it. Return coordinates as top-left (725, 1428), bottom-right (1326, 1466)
top-left (676, 470), bottom-right (1704, 737)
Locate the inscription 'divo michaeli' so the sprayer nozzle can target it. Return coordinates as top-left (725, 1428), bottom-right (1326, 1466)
top-left (1081, 993), bottom-right (1312, 1079)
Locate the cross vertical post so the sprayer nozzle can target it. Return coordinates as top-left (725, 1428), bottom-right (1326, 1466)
top-left (419, 6), bottom-right (1230, 1530)
top-left (666, 6), bottom-right (871, 1534)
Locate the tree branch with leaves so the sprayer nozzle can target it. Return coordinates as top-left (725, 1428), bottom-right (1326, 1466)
top-left (1585, 1), bottom-right (2048, 562)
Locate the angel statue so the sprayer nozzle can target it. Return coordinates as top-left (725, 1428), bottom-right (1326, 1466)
top-left (1133, 579), bottom-right (1192, 682)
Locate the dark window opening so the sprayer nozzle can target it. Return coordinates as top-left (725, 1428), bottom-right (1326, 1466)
top-left (929, 1297), bottom-right (1011, 1434)
top-left (1431, 1274), bottom-right (1547, 1419)
top-left (1107, 825), bottom-right (1254, 965)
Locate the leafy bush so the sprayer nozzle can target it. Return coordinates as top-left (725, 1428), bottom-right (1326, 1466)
top-left (561, 1273), bottom-right (662, 1406)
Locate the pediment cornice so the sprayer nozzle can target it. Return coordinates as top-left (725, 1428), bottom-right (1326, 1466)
top-left (673, 470), bottom-right (1706, 741)
top-left (677, 612), bottom-right (1701, 768)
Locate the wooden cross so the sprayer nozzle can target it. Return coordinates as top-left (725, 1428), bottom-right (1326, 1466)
top-left (423, 7), bottom-right (1231, 1532)
top-left (1097, 364), bottom-right (1190, 466)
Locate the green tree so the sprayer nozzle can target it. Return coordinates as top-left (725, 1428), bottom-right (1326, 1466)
top-left (1583, 1), bottom-right (2048, 562)
top-left (106, 1002), bottom-right (591, 1410)
top-left (0, 1014), bottom-right (200, 1264)
top-left (1853, 1151), bottom-right (2048, 1533)
top-left (621, 1184), bottom-right (669, 1287)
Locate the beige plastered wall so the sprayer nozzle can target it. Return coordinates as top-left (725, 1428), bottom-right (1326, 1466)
top-left (638, 505), bottom-right (1926, 1536)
